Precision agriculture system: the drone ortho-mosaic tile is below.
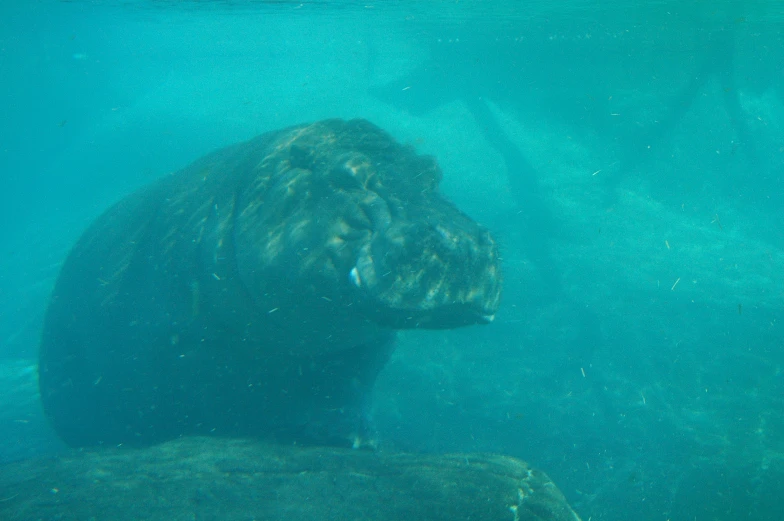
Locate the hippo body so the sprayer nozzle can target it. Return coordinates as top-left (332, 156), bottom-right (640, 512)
top-left (38, 119), bottom-right (501, 447)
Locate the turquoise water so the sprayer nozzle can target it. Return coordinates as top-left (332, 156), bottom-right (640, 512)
top-left (1, 1), bottom-right (783, 520)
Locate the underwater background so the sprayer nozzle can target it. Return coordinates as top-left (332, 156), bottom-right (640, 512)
top-left (1, 1), bottom-right (783, 520)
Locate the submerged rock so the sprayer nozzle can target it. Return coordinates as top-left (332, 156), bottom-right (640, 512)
top-left (0, 436), bottom-right (579, 521)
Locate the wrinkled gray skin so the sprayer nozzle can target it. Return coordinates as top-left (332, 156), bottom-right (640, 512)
top-left (39, 119), bottom-right (502, 447)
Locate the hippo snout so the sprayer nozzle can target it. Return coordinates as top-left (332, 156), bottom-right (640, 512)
top-left (350, 206), bottom-right (501, 329)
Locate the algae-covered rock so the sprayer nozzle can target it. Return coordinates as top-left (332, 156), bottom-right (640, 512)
top-left (0, 436), bottom-right (579, 521)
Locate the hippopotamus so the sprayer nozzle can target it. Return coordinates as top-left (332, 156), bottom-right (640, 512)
top-left (38, 119), bottom-right (502, 447)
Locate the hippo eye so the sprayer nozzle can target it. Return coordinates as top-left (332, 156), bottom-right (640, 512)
top-left (343, 212), bottom-right (373, 231)
top-left (289, 143), bottom-right (315, 170)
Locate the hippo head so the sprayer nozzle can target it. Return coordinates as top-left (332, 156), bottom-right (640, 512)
top-left (234, 119), bottom-right (501, 348)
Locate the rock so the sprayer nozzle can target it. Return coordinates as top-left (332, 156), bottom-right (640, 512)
top-left (0, 436), bottom-right (579, 521)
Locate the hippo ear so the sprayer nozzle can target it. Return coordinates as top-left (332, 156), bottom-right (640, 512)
top-left (289, 142), bottom-right (317, 172)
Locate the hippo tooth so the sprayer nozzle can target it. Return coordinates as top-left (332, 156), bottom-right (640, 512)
top-left (349, 266), bottom-right (362, 287)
